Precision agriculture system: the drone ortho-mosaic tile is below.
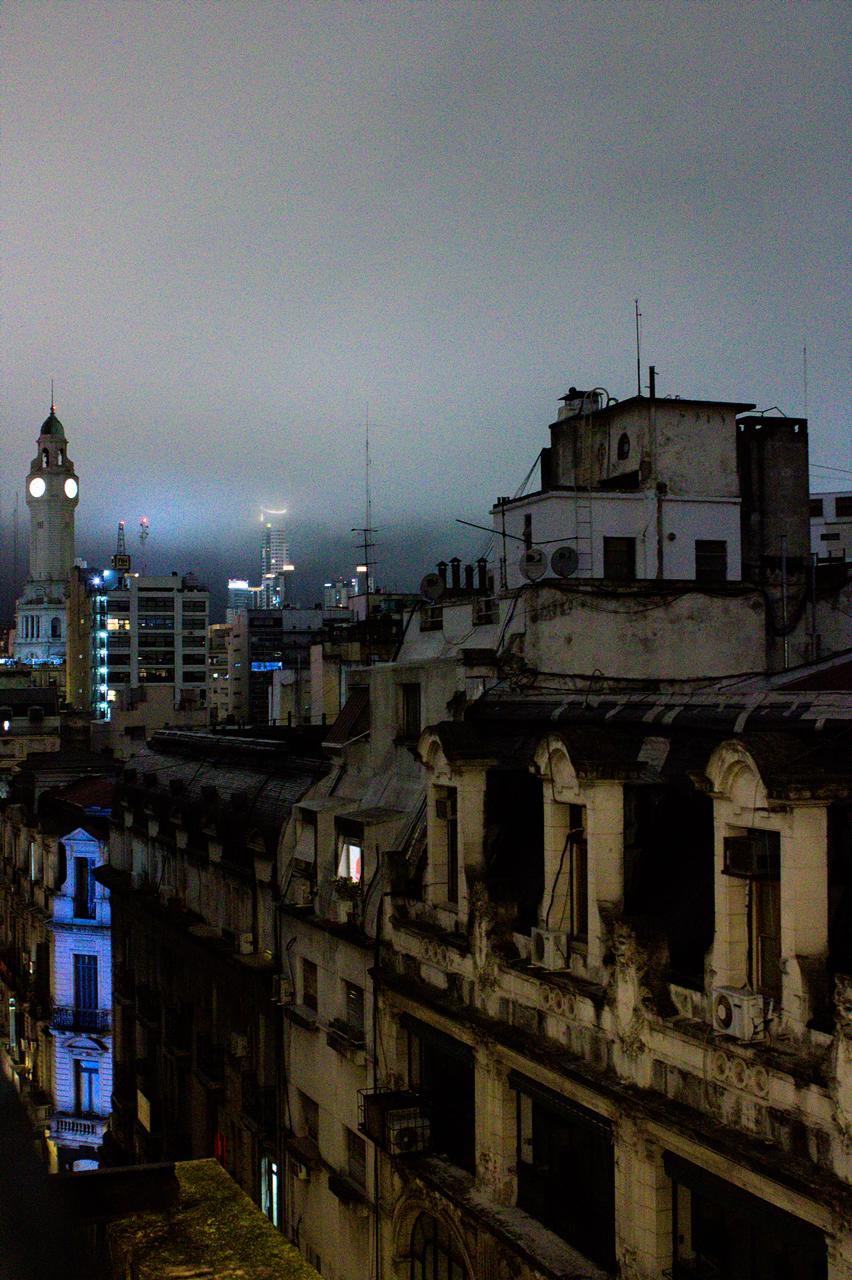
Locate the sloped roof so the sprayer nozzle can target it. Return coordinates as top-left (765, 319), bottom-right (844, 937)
top-left (323, 686), bottom-right (370, 748)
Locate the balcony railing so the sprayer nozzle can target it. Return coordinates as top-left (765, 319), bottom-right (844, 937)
top-left (52, 1006), bottom-right (111, 1032)
top-left (52, 1115), bottom-right (102, 1139)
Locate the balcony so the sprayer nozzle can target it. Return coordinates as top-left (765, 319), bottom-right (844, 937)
top-left (51, 1114), bottom-right (103, 1141)
top-left (52, 1006), bottom-right (111, 1033)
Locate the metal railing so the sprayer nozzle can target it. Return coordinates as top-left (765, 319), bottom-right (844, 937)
top-left (51, 1006), bottom-right (111, 1032)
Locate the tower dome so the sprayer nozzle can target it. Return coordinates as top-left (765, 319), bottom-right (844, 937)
top-left (39, 407), bottom-right (66, 437)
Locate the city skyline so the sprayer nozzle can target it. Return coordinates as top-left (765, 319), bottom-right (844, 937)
top-left (1, 1), bottom-right (849, 585)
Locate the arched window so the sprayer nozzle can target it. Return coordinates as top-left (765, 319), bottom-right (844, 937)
top-left (409, 1213), bottom-right (469, 1280)
top-left (617, 432), bottom-right (631, 460)
top-left (51, 617), bottom-right (61, 639)
top-left (57, 449), bottom-right (64, 465)
top-left (42, 449), bottom-right (49, 467)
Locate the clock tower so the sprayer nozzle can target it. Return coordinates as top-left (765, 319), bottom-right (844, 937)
top-left (14, 401), bottom-right (80, 663)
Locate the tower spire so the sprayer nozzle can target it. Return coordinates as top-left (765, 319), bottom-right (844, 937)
top-left (50, 378), bottom-right (55, 413)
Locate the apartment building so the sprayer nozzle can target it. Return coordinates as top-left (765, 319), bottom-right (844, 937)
top-left (99, 726), bottom-right (328, 1220)
top-left (97, 380), bottom-right (851, 1278)
top-left (0, 761), bottom-right (117, 1170)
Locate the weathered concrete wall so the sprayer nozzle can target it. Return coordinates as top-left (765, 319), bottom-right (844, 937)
top-left (522, 584), bottom-right (766, 679)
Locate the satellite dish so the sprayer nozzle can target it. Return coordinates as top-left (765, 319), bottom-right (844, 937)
top-left (551, 545), bottom-right (579, 578)
top-left (420, 573), bottom-right (445, 602)
top-left (519, 547), bottom-right (547, 581)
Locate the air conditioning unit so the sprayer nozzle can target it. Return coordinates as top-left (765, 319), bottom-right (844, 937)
top-left (360, 1090), bottom-right (432, 1155)
top-left (723, 831), bottom-right (780, 879)
top-left (712, 987), bottom-right (765, 1042)
top-left (272, 974), bottom-right (294, 1005)
top-left (229, 1032), bottom-right (248, 1058)
top-left (237, 932), bottom-right (256, 955)
top-left (385, 1107), bottom-right (431, 1155)
top-left (530, 928), bottom-right (570, 971)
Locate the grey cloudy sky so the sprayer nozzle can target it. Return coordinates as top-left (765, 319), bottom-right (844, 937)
top-left (1, 1), bottom-right (849, 600)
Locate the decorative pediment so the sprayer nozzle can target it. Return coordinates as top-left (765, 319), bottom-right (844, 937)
top-left (63, 1036), bottom-right (109, 1055)
top-left (533, 734), bottom-right (581, 801)
top-left (706, 740), bottom-right (768, 811)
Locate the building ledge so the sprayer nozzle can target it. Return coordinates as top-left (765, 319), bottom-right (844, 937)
top-left (377, 965), bottom-right (852, 1217)
top-left (392, 911), bottom-right (470, 956)
top-left (403, 1156), bottom-right (610, 1280)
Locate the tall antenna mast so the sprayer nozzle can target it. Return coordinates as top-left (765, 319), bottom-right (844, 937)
top-left (351, 403), bottom-right (378, 639)
top-left (365, 402), bottom-right (373, 537)
top-left (13, 491), bottom-right (20, 585)
top-left (803, 343), bottom-right (808, 419)
top-left (634, 299), bottom-right (642, 397)
top-left (139, 516), bottom-right (150, 576)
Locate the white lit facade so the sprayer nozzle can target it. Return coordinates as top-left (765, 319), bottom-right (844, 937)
top-left (14, 404), bottom-right (80, 663)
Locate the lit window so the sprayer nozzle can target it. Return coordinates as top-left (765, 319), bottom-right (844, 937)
top-left (336, 821), bottom-right (363, 883)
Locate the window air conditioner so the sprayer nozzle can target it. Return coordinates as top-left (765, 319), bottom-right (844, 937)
top-left (237, 932), bottom-right (256, 955)
top-left (360, 1090), bottom-right (432, 1155)
top-left (385, 1107), bottom-right (431, 1155)
top-left (712, 987), bottom-right (765, 1042)
top-left (723, 831), bottom-right (780, 879)
top-left (530, 927), bottom-right (570, 971)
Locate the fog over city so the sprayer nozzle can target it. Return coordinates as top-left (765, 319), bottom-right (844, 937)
top-left (1, 1), bottom-right (849, 616)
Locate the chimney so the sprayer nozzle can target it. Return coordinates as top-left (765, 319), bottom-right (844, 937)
top-left (464, 564), bottom-right (474, 592)
top-left (449, 557), bottom-right (461, 590)
top-left (476, 558), bottom-right (488, 593)
top-left (436, 561), bottom-right (448, 586)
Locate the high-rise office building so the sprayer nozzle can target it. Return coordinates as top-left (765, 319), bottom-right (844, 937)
top-left (259, 509), bottom-right (294, 608)
top-left (227, 578), bottom-right (263, 621)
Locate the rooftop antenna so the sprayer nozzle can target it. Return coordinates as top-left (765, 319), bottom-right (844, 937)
top-left (634, 299), bottom-right (642, 397)
top-left (139, 515), bottom-right (150, 575)
top-left (365, 402), bottom-right (372, 543)
top-left (111, 520), bottom-right (132, 573)
top-left (351, 403), bottom-right (378, 636)
top-left (13, 490), bottom-right (20, 586)
top-left (803, 343), bottom-right (808, 419)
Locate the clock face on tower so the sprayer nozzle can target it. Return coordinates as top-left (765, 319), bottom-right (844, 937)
top-left (29, 477), bottom-right (46, 498)
top-left (64, 478), bottom-right (78, 498)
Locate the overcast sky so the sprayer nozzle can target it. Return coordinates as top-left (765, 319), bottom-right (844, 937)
top-left (1, 1), bottom-right (849, 609)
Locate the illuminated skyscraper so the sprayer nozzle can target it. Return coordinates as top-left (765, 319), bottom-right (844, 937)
top-left (259, 508), bottom-right (294, 608)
